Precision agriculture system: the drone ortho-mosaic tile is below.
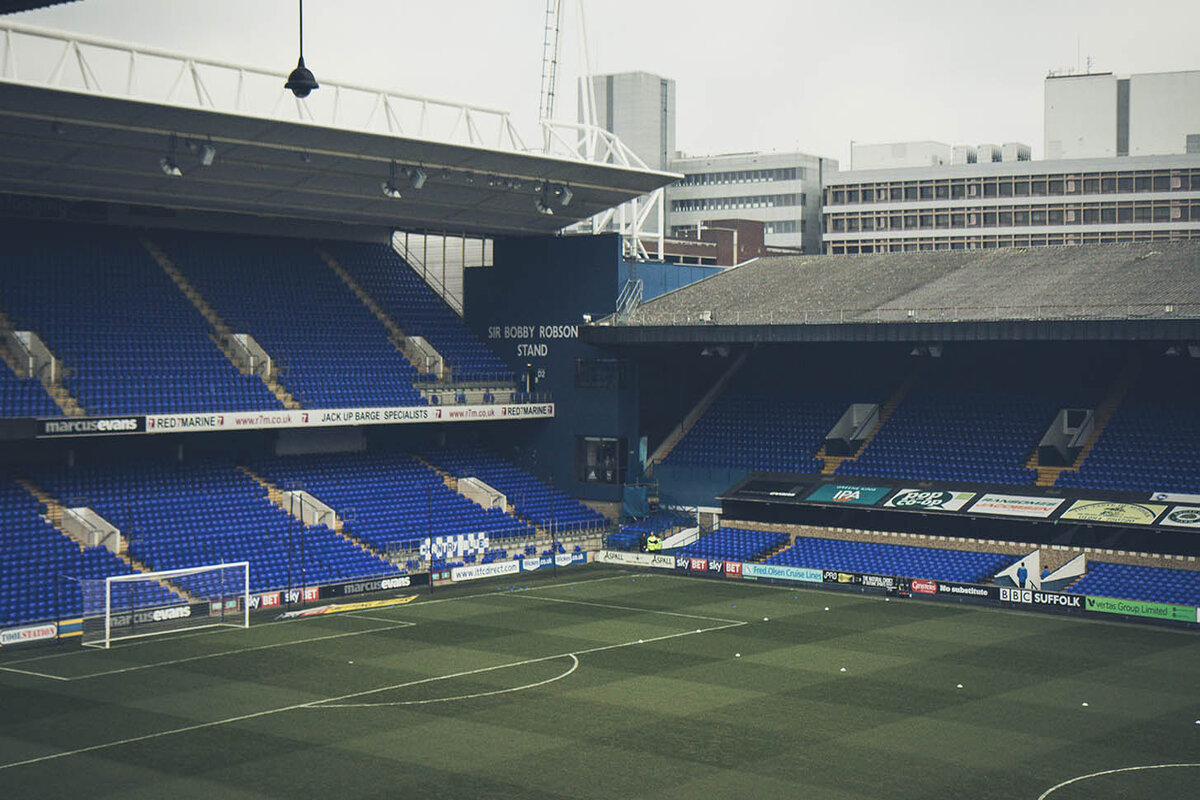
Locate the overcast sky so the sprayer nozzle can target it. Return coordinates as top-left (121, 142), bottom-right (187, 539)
top-left (11, 0), bottom-right (1200, 165)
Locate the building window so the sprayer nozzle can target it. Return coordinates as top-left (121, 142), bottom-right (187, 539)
top-left (575, 436), bottom-right (625, 485)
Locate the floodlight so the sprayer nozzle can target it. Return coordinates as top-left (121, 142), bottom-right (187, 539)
top-left (406, 166), bottom-right (427, 190)
top-left (534, 196), bottom-right (554, 216)
top-left (199, 143), bottom-right (216, 167)
top-left (159, 156), bottom-right (182, 177)
top-left (381, 161), bottom-right (403, 199)
top-left (557, 185), bottom-right (573, 207)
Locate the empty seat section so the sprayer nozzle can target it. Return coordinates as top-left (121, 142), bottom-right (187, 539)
top-left (330, 242), bottom-right (513, 384)
top-left (157, 232), bottom-right (425, 409)
top-left (0, 360), bottom-right (58, 417)
top-left (419, 442), bottom-right (607, 531)
top-left (677, 527), bottom-right (789, 562)
top-left (247, 450), bottom-right (535, 554)
top-left (1066, 561), bottom-right (1200, 607)
top-left (0, 478), bottom-right (179, 627)
top-left (663, 351), bottom-right (903, 474)
top-left (767, 535), bottom-right (1012, 584)
top-left (840, 352), bottom-right (1110, 485)
top-left (1057, 365), bottom-right (1200, 493)
top-left (0, 223), bottom-right (282, 415)
top-left (30, 460), bottom-right (399, 595)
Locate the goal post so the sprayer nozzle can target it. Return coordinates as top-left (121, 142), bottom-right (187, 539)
top-left (79, 561), bottom-right (250, 649)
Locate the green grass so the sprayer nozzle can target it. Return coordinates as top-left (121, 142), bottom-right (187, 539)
top-left (1, 566), bottom-right (1198, 799)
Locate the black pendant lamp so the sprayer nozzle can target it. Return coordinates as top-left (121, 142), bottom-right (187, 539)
top-left (285, 0), bottom-right (319, 98)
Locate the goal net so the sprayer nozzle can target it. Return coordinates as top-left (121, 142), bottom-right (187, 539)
top-left (77, 561), bottom-right (250, 649)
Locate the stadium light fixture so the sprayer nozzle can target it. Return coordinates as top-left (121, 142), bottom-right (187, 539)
top-left (199, 143), bottom-right (217, 167)
top-left (284, 1), bottom-right (319, 98)
top-left (160, 133), bottom-right (182, 177)
top-left (534, 192), bottom-right (554, 216)
top-left (557, 184), bottom-right (573, 207)
top-left (381, 161), bottom-right (404, 199)
top-left (406, 166), bottom-right (427, 190)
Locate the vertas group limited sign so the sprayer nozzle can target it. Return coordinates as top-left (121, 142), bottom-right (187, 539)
top-left (884, 488), bottom-right (975, 512)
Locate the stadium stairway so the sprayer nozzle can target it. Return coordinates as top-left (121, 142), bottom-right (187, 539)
top-left (318, 250), bottom-right (433, 380)
top-left (237, 465), bottom-right (394, 565)
top-left (13, 477), bottom-right (200, 603)
top-left (818, 362), bottom-right (925, 474)
top-left (141, 238), bottom-right (300, 410)
top-left (0, 309), bottom-right (85, 416)
top-left (1028, 352), bottom-right (1140, 486)
top-left (645, 349), bottom-right (751, 476)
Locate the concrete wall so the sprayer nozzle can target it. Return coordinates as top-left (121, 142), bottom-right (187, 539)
top-left (851, 141), bottom-right (951, 170)
top-left (583, 72), bottom-right (676, 171)
top-left (1130, 71), bottom-right (1200, 157)
top-left (1044, 73), bottom-right (1118, 160)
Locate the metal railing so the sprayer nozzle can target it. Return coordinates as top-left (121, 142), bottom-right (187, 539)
top-left (616, 302), bottom-right (1200, 326)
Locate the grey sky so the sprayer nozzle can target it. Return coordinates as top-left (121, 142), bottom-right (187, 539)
top-left (11, 0), bottom-right (1200, 165)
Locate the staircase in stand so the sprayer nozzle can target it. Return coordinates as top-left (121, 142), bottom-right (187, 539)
top-left (14, 477), bottom-right (199, 602)
top-left (142, 238), bottom-right (300, 410)
top-left (818, 363), bottom-right (926, 475)
top-left (318, 249), bottom-right (435, 377)
top-left (646, 349), bottom-right (752, 475)
top-left (0, 310), bottom-right (86, 416)
top-left (237, 466), bottom-right (389, 563)
top-left (1028, 352), bottom-right (1141, 486)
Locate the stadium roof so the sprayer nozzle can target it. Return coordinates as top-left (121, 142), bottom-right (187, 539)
top-left (0, 1), bottom-right (75, 12)
top-left (585, 242), bottom-right (1200, 344)
top-left (0, 21), bottom-right (676, 236)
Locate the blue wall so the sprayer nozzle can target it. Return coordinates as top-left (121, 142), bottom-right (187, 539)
top-left (463, 235), bottom-right (723, 508)
top-left (618, 259), bottom-right (722, 303)
top-left (464, 234), bottom-right (634, 503)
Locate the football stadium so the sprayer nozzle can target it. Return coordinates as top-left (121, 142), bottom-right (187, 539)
top-left (0, 2), bottom-right (1198, 798)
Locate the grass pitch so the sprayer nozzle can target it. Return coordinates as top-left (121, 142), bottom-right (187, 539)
top-left (1, 565), bottom-right (1198, 799)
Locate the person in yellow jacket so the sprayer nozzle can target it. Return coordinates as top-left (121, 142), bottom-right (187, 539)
top-left (646, 532), bottom-right (662, 552)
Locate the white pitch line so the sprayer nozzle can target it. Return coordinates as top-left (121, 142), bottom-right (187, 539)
top-left (4, 623), bottom-right (414, 682)
top-left (1037, 763), bottom-right (1200, 799)
top-left (0, 664), bottom-right (71, 682)
top-left (317, 654), bottom-right (580, 708)
top-left (0, 616), bottom-right (743, 771)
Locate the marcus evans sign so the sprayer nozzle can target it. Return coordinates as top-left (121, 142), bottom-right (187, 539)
top-left (805, 483), bottom-right (891, 506)
top-left (885, 488), bottom-right (975, 512)
top-left (38, 416), bottom-right (145, 437)
top-left (969, 493), bottom-right (1064, 519)
top-left (1060, 500), bottom-right (1166, 526)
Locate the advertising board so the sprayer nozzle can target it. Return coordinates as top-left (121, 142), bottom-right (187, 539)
top-left (884, 488), bottom-right (975, 512)
top-left (805, 483), bottom-right (891, 506)
top-left (741, 563), bottom-right (823, 583)
top-left (968, 493), bottom-right (1064, 519)
top-left (1084, 596), bottom-right (1199, 623)
top-left (596, 550), bottom-right (675, 569)
top-left (1059, 500), bottom-right (1166, 526)
top-left (1157, 506), bottom-right (1200, 529)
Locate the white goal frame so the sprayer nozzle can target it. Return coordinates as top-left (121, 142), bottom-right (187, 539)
top-left (83, 561), bottom-right (251, 649)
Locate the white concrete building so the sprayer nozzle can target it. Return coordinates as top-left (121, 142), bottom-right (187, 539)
top-left (851, 141), bottom-right (951, 170)
top-left (1045, 70), bottom-right (1200, 160)
top-left (667, 150), bottom-right (836, 253)
top-left (821, 154), bottom-right (1200, 254)
top-left (580, 71), bottom-right (676, 171)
